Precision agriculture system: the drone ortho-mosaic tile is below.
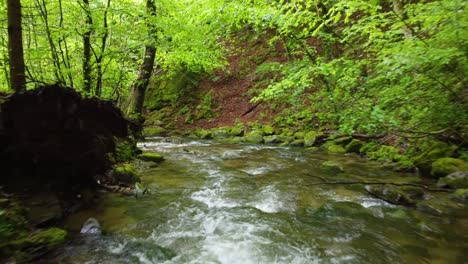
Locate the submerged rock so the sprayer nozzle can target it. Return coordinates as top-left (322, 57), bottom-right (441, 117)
top-left (364, 185), bottom-right (414, 206)
top-left (80, 218), bottom-right (102, 235)
top-left (436, 171), bottom-right (468, 189)
top-left (319, 161), bottom-right (344, 173)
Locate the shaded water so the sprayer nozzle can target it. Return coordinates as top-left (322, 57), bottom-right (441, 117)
top-left (52, 137), bottom-right (467, 263)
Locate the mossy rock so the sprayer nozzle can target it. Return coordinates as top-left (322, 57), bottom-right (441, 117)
top-left (359, 141), bottom-right (379, 154)
top-left (262, 125), bottom-right (275, 136)
top-left (365, 185), bottom-right (415, 206)
top-left (450, 189), bottom-right (468, 201)
top-left (142, 126), bottom-right (167, 137)
top-left (437, 171), bottom-right (468, 189)
top-left (345, 139), bottom-right (363, 154)
top-left (326, 144), bottom-right (346, 154)
top-left (264, 135), bottom-right (288, 144)
top-left (111, 164), bottom-right (141, 184)
top-left (290, 139), bottom-right (305, 147)
top-left (212, 127), bottom-right (232, 138)
top-left (114, 139), bottom-right (141, 163)
top-left (218, 137), bottom-right (244, 144)
top-left (331, 137), bottom-right (352, 146)
top-left (244, 130), bottom-right (264, 144)
top-left (229, 126), bottom-right (245, 137)
top-left (293, 131), bottom-right (305, 139)
top-left (304, 131), bottom-right (318, 147)
top-left (368, 145), bottom-right (399, 162)
top-left (195, 129), bottom-right (214, 139)
top-left (137, 152), bottom-right (165, 163)
top-left (314, 201), bottom-right (372, 219)
top-left (413, 141), bottom-right (458, 174)
top-left (320, 161), bottom-right (344, 173)
top-left (431, 158), bottom-right (468, 178)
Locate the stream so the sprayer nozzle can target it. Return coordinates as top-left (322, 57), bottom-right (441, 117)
top-left (50, 137), bottom-right (468, 263)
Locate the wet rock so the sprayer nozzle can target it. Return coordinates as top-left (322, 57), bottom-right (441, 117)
top-left (431, 158), bottom-right (468, 178)
top-left (436, 171), bottom-right (468, 188)
top-left (137, 152), bottom-right (165, 163)
top-left (195, 129), bottom-right (214, 139)
top-left (364, 185), bottom-right (415, 206)
top-left (319, 161), bottom-right (344, 173)
top-left (416, 203), bottom-right (443, 216)
top-left (293, 131), bottom-right (305, 139)
top-left (314, 200), bottom-right (373, 219)
top-left (80, 218), bottom-right (102, 235)
top-left (244, 130), bottom-right (264, 144)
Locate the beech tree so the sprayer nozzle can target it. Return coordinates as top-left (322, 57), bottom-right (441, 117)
top-left (7, 0), bottom-right (26, 92)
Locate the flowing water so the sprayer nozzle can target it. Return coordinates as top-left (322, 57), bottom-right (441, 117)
top-left (51, 137), bottom-right (468, 263)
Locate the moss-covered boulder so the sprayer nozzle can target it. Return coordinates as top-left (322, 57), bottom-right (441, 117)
top-left (114, 139), bottom-right (141, 163)
top-left (290, 139), bottom-right (305, 147)
top-left (195, 129), bottom-right (214, 139)
top-left (331, 137), bottom-right (353, 146)
top-left (262, 125), bottom-right (275, 136)
top-left (367, 145), bottom-right (414, 170)
top-left (142, 126), bottom-right (167, 137)
top-left (320, 161), bottom-right (344, 173)
top-left (431, 158), bottom-right (468, 178)
top-left (345, 139), bottom-right (363, 154)
top-left (365, 185), bottom-right (415, 206)
top-left (244, 130), bottom-right (264, 144)
top-left (326, 144), bottom-right (346, 154)
top-left (264, 135), bottom-right (288, 144)
top-left (450, 189), bottom-right (468, 201)
top-left (436, 171), bottom-right (468, 189)
top-left (413, 141), bottom-right (458, 174)
top-left (137, 152), bottom-right (165, 163)
top-left (304, 131), bottom-right (318, 147)
top-left (111, 164), bottom-right (141, 185)
top-left (293, 131), bottom-right (305, 139)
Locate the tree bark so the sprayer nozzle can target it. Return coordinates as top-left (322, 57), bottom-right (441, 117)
top-left (392, 0), bottom-right (412, 38)
top-left (7, 0), bottom-right (26, 92)
top-left (82, 0), bottom-right (93, 93)
top-left (128, 0), bottom-right (157, 117)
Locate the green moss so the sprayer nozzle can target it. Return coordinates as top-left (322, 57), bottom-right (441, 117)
top-left (331, 137), bottom-right (352, 146)
top-left (431, 158), bottom-right (468, 178)
top-left (320, 161), bottom-right (344, 173)
top-left (195, 89), bottom-right (219, 120)
top-left (293, 131), bottom-right (305, 139)
top-left (22, 228), bottom-right (67, 249)
top-left (195, 129), bottom-right (214, 139)
top-left (138, 152), bottom-right (165, 163)
top-left (326, 144), bottom-right (346, 154)
top-left (304, 131), bottom-right (318, 147)
top-left (345, 139), bottom-right (363, 153)
top-left (112, 164), bottom-right (141, 184)
top-left (290, 139), bottom-right (304, 147)
top-left (413, 141), bottom-right (458, 174)
top-left (451, 189), bottom-right (468, 201)
top-left (114, 139), bottom-right (140, 163)
top-left (359, 141), bottom-right (378, 154)
top-left (262, 125), bottom-right (275, 135)
top-left (142, 126), bottom-right (167, 137)
top-left (244, 130), bottom-right (264, 144)
top-left (365, 185), bottom-right (414, 206)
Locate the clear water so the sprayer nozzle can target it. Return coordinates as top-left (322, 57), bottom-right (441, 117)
top-left (50, 137), bottom-right (468, 263)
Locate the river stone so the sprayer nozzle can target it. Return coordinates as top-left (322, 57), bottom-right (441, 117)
top-left (80, 218), bottom-right (102, 235)
top-left (364, 185), bottom-right (414, 206)
top-left (262, 125), bottom-right (275, 135)
top-left (244, 131), bottom-right (264, 144)
top-left (320, 161), bottom-right (344, 173)
top-left (436, 171), bottom-right (468, 189)
top-left (137, 152), bottom-right (165, 163)
top-left (304, 131), bottom-right (317, 147)
top-left (314, 200), bottom-right (372, 219)
top-left (290, 139), bottom-right (304, 147)
top-left (264, 135), bottom-right (287, 144)
top-left (431, 158), bottom-right (468, 178)
top-left (326, 144), bottom-right (346, 154)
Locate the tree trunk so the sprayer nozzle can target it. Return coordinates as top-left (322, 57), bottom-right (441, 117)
top-left (128, 0), bottom-right (157, 117)
top-left (7, 0), bottom-right (26, 92)
top-left (82, 0), bottom-right (93, 93)
top-left (392, 0), bottom-right (412, 38)
top-left (95, 0), bottom-right (111, 97)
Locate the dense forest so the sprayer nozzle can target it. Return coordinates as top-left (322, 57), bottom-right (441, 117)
top-left (0, 0), bottom-right (467, 262)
